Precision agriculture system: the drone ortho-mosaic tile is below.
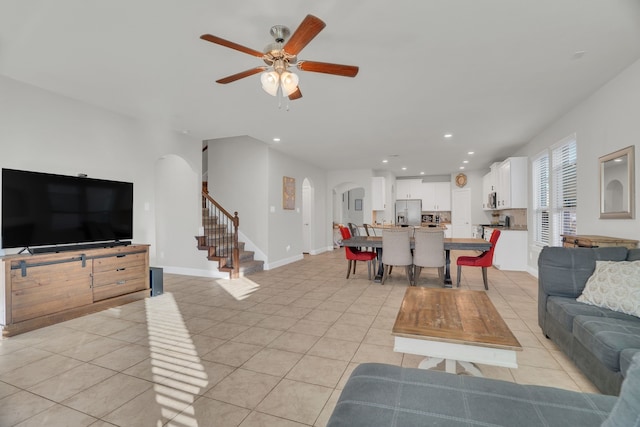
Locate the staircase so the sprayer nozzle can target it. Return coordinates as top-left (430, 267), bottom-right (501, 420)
top-left (196, 191), bottom-right (264, 278)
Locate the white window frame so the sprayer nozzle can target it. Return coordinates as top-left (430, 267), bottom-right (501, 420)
top-left (532, 134), bottom-right (577, 247)
top-left (532, 151), bottom-right (549, 246)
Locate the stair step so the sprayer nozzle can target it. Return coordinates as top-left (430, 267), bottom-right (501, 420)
top-left (239, 259), bottom-right (264, 276)
top-left (205, 236), bottom-right (242, 246)
top-left (198, 204), bottom-right (260, 278)
top-left (205, 241), bottom-right (245, 252)
top-left (238, 250), bottom-right (255, 262)
top-left (204, 224), bottom-right (227, 232)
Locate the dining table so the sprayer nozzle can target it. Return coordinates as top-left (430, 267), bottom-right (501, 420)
top-left (342, 236), bottom-right (491, 287)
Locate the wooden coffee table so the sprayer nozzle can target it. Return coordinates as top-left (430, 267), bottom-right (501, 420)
top-left (392, 288), bottom-right (522, 376)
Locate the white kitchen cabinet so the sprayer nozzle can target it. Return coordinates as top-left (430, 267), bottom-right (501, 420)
top-left (443, 224), bottom-right (452, 238)
top-left (484, 227), bottom-right (527, 271)
top-left (371, 176), bottom-right (386, 210)
top-left (498, 160), bottom-right (511, 208)
top-left (482, 164), bottom-right (499, 210)
top-left (482, 172), bottom-right (494, 210)
top-left (496, 157), bottom-right (527, 209)
top-left (422, 182), bottom-right (451, 211)
top-left (396, 179), bottom-right (422, 199)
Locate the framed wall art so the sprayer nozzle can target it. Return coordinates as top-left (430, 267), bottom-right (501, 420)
top-left (283, 176), bottom-right (295, 210)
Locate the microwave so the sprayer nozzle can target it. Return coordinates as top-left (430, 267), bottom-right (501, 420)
top-left (487, 192), bottom-right (497, 209)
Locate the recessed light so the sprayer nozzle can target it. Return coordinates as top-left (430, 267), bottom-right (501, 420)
top-left (382, 159), bottom-right (388, 163)
top-left (573, 51), bottom-right (586, 59)
top-left (182, 130), bottom-right (190, 135)
top-left (459, 166), bottom-right (465, 170)
top-left (444, 134), bottom-right (453, 138)
top-left (468, 151), bottom-right (474, 155)
top-left (463, 160), bottom-right (469, 164)
top-left (402, 167), bottom-right (407, 171)
top-left (273, 138), bottom-right (281, 142)
top-left (420, 172), bottom-right (425, 175)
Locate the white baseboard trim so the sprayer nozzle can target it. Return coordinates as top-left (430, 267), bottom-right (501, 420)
top-left (526, 265), bottom-right (539, 278)
top-left (159, 265), bottom-right (228, 279)
top-left (264, 254), bottom-right (304, 270)
top-left (307, 246), bottom-right (333, 255)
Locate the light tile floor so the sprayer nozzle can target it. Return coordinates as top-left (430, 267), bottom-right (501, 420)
top-left (0, 249), bottom-right (600, 426)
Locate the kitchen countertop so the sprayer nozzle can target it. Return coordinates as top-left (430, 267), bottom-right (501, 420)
top-left (482, 225), bottom-right (528, 231)
top-left (370, 223), bottom-right (450, 229)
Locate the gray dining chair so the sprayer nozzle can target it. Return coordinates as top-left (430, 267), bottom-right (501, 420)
top-left (381, 228), bottom-right (413, 285)
top-left (363, 224), bottom-right (376, 236)
top-left (413, 228), bottom-right (445, 286)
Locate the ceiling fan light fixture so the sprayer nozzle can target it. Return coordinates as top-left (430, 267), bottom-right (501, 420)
top-left (280, 71), bottom-right (299, 96)
top-left (260, 71), bottom-right (280, 96)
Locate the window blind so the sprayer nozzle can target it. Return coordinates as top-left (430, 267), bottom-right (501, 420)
top-left (532, 136), bottom-right (577, 247)
top-left (532, 153), bottom-right (549, 246)
top-left (551, 139), bottom-right (577, 246)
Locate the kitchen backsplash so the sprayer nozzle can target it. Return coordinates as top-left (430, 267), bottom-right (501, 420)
top-left (421, 211), bottom-right (451, 223)
top-left (498, 208), bottom-right (527, 227)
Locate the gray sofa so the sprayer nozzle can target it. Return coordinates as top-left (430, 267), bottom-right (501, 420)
top-left (538, 246), bottom-right (640, 395)
top-left (328, 358), bottom-right (640, 427)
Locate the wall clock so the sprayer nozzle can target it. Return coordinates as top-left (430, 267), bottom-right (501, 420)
top-left (455, 173), bottom-right (467, 188)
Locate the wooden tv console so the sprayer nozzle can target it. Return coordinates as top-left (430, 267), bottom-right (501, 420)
top-left (1, 244), bottom-right (150, 337)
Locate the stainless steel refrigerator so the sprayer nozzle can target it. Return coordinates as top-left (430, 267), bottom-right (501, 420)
top-left (395, 199), bottom-right (422, 226)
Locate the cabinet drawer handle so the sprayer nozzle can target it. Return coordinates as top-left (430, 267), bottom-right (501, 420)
top-left (117, 268), bottom-right (126, 271)
top-left (117, 280), bottom-right (126, 285)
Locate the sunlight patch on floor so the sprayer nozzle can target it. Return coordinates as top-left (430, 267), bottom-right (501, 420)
top-left (215, 276), bottom-right (260, 300)
top-left (146, 293), bottom-right (208, 426)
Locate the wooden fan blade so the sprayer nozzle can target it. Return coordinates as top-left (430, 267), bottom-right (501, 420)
top-left (283, 15), bottom-right (326, 55)
top-left (200, 34), bottom-right (264, 58)
top-left (216, 67), bottom-right (266, 84)
top-left (298, 61), bottom-right (359, 77)
top-left (288, 87), bottom-right (302, 100)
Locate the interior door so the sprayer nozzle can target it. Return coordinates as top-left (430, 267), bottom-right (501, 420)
top-left (451, 189), bottom-right (472, 238)
top-left (302, 180), bottom-right (312, 253)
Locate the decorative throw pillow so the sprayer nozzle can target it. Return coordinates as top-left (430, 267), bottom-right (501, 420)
top-left (601, 352), bottom-right (640, 426)
top-left (576, 260), bottom-right (640, 318)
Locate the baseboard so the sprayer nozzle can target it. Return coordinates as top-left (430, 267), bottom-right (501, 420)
top-left (264, 254), bottom-right (304, 270)
top-left (308, 246), bottom-right (333, 255)
top-left (160, 265), bottom-right (228, 278)
top-left (526, 265), bottom-right (539, 278)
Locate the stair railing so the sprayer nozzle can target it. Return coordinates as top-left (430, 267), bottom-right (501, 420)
top-left (201, 190), bottom-right (240, 279)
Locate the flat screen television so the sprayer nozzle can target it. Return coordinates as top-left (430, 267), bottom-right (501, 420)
top-left (1, 168), bottom-right (133, 250)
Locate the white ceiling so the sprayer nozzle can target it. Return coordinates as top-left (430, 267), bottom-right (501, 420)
top-left (2, 1), bottom-right (640, 177)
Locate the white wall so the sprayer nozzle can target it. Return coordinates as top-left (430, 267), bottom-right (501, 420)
top-left (267, 148), bottom-right (328, 265)
top-left (342, 188), bottom-right (365, 226)
top-left (206, 136), bottom-right (329, 268)
top-left (0, 75), bottom-right (204, 274)
top-left (155, 155), bottom-right (224, 276)
top-left (516, 57), bottom-right (640, 272)
top-left (206, 136), bottom-right (269, 255)
top-left (459, 169), bottom-right (500, 226)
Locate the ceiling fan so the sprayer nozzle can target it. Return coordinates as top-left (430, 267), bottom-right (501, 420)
top-left (200, 14), bottom-right (359, 100)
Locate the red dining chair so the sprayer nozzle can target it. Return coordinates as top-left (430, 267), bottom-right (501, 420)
top-left (456, 229), bottom-right (501, 290)
top-left (339, 225), bottom-right (377, 280)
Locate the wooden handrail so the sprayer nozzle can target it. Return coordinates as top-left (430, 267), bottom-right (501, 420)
top-left (203, 191), bottom-right (238, 226)
top-left (202, 190), bottom-right (240, 278)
